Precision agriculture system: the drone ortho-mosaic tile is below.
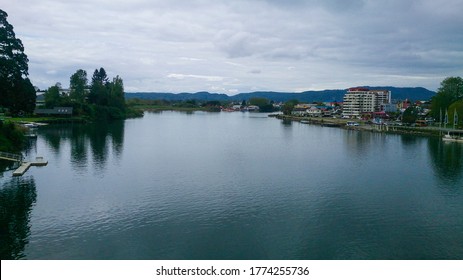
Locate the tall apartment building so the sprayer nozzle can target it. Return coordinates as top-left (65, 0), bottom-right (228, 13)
top-left (342, 87), bottom-right (391, 118)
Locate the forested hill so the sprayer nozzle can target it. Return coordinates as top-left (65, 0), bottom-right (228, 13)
top-left (126, 87), bottom-right (436, 103)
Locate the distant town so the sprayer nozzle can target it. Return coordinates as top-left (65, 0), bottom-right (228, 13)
top-left (29, 84), bottom-right (459, 129)
top-left (32, 86), bottom-right (425, 122)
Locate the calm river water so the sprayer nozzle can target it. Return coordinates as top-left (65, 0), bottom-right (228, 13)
top-left (1, 111), bottom-right (463, 259)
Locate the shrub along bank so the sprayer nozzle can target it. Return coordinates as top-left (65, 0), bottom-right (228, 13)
top-left (0, 121), bottom-right (25, 152)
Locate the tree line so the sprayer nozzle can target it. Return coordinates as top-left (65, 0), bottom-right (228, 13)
top-left (43, 67), bottom-right (129, 120)
top-left (1, 9), bottom-right (135, 120)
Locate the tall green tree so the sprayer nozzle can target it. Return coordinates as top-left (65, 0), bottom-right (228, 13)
top-left (108, 75), bottom-right (125, 111)
top-left (8, 78), bottom-right (36, 114)
top-left (431, 76), bottom-right (463, 120)
top-left (283, 99), bottom-right (299, 115)
top-left (69, 69), bottom-right (87, 103)
top-left (448, 100), bottom-right (463, 128)
top-left (89, 67), bottom-right (109, 106)
top-left (249, 97), bottom-right (276, 112)
top-left (44, 83), bottom-right (63, 108)
top-left (402, 106), bottom-right (419, 124)
top-left (0, 9), bottom-right (35, 115)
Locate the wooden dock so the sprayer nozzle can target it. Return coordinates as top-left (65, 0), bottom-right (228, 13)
top-left (0, 151), bottom-right (23, 162)
top-left (12, 157), bottom-right (48, 176)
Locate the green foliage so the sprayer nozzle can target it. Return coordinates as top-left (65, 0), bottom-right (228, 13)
top-left (204, 100), bottom-right (221, 107)
top-left (283, 99), bottom-right (299, 115)
top-left (259, 104), bottom-right (275, 112)
top-left (125, 106), bottom-right (144, 118)
top-left (248, 97), bottom-right (277, 112)
top-left (0, 10), bottom-right (28, 79)
top-left (42, 67), bottom-right (128, 121)
top-left (125, 98), bottom-right (235, 113)
top-left (69, 69), bottom-right (87, 103)
top-left (0, 9), bottom-right (36, 115)
top-left (431, 76), bottom-right (463, 119)
top-left (44, 84), bottom-right (62, 108)
top-left (93, 106), bottom-right (124, 120)
top-left (440, 77), bottom-right (463, 99)
top-left (65, 67), bottom-right (128, 120)
top-left (249, 97), bottom-right (269, 107)
top-left (7, 78), bottom-right (36, 115)
top-left (108, 75), bottom-right (126, 112)
top-left (402, 106), bottom-right (419, 124)
top-left (448, 100), bottom-right (463, 128)
top-left (80, 104), bottom-right (126, 121)
top-left (0, 121), bottom-right (25, 152)
top-left (88, 68), bottom-right (109, 105)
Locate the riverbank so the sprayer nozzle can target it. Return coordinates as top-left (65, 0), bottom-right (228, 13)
top-left (0, 121), bottom-right (26, 152)
top-left (4, 106), bottom-right (143, 125)
top-left (272, 114), bottom-right (458, 137)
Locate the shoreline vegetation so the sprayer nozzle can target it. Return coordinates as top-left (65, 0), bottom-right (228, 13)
top-left (0, 121), bottom-right (25, 152)
top-left (130, 105), bottom-right (216, 113)
top-left (126, 99), bottom-right (223, 113)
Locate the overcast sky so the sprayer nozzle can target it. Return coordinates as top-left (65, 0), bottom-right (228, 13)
top-left (3, 0), bottom-right (463, 94)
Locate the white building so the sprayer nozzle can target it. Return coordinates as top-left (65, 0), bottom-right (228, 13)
top-left (342, 88), bottom-right (391, 118)
top-left (306, 107), bottom-right (322, 117)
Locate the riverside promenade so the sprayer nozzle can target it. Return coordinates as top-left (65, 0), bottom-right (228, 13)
top-left (273, 114), bottom-right (463, 137)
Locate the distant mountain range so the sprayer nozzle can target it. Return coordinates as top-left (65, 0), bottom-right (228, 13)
top-left (126, 87), bottom-right (436, 103)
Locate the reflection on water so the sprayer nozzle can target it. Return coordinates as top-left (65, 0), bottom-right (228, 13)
top-left (0, 161), bottom-right (19, 174)
top-left (428, 138), bottom-right (463, 184)
top-left (2, 112), bottom-right (463, 259)
top-left (343, 130), bottom-right (376, 159)
top-left (400, 134), bottom-right (420, 146)
top-left (0, 176), bottom-right (37, 259)
top-left (37, 121), bottom-right (124, 173)
top-left (342, 131), bottom-right (462, 186)
top-left (281, 119), bottom-right (293, 127)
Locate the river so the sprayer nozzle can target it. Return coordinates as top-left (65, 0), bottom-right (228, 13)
top-left (1, 111), bottom-right (462, 259)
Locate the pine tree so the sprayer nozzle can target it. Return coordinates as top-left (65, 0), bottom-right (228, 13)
top-left (108, 75), bottom-right (125, 111)
top-left (89, 68), bottom-right (109, 105)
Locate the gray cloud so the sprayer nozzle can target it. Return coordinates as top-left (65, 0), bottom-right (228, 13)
top-left (2, 0), bottom-right (462, 93)
top-left (248, 69), bottom-right (262, 74)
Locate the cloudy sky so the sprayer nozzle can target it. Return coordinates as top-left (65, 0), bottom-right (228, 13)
top-left (3, 0), bottom-right (463, 94)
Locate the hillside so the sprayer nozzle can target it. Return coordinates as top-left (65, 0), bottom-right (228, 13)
top-left (126, 87), bottom-right (436, 103)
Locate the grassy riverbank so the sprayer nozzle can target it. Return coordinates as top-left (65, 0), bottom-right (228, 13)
top-left (0, 121), bottom-right (26, 152)
top-left (5, 116), bottom-right (88, 124)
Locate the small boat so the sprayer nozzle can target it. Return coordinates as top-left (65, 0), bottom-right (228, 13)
top-left (23, 123), bottom-right (39, 128)
top-left (442, 131), bottom-right (463, 143)
top-left (346, 121), bottom-right (360, 127)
